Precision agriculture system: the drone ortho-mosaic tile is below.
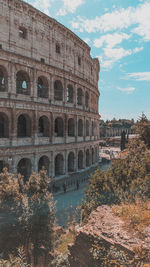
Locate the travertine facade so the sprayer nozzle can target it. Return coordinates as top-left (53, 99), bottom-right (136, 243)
top-left (0, 0), bottom-right (100, 184)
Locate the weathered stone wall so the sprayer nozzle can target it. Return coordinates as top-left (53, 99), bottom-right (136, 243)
top-left (68, 206), bottom-right (150, 266)
top-left (0, 0), bottom-right (100, 182)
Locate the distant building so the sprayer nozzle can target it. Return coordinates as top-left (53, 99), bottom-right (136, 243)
top-left (100, 120), bottom-right (136, 138)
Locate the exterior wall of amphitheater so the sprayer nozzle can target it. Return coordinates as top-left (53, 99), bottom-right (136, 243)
top-left (0, 0), bottom-right (100, 183)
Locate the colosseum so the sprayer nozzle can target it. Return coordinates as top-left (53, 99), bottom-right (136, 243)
top-left (0, 0), bottom-right (100, 189)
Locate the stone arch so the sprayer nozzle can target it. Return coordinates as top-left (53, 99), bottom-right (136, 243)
top-left (0, 112), bottom-right (9, 138)
top-left (95, 146), bottom-right (98, 162)
top-left (0, 66), bottom-right (8, 92)
top-left (67, 84), bottom-right (73, 103)
top-left (77, 88), bottom-right (83, 105)
top-left (85, 91), bottom-right (89, 108)
top-left (68, 152), bottom-right (75, 172)
top-left (16, 71), bottom-right (30, 95)
top-left (92, 121), bottom-right (94, 136)
top-left (37, 76), bottom-right (48, 98)
top-left (17, 158), bottom-right (32, 182)
top-left (54, 80), bottom-right (63, 101)
top-left (78, 150), bottom-right (84, 169)
top-left (86, 120), bottom-right (90, 136)
top-left (38, 155), bottom-right (50, 175)
top-left (55, 153), bottom-right (64, 176)
top-left (55, 117), bottom-right (64, 137)
top-left (78, 119), bottom-right (83, 136)
top-left (56, 43), bottom-right (60, 54)
top-left (86, 149), bottom-right (90, 167)
top-left (38, 116), bottom-right (50, 137)
top-left (17, 114), bottom-right (32, 137)
top-left (92, 147), bottom-right (95, 164)
top-left (68, 118), bottom-right (74, 136)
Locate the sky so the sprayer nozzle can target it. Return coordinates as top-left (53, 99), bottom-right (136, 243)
top-left (25, 0), bottom-right (150, 121)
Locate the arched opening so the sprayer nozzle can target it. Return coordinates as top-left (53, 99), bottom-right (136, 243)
top-left (37, 76), bottom-right (48, 98)
top-left (16, 71), bottom-right (30, 95)
top-left (68, 152), bottom-right (75, 172)
top-left (17, 158), bottom-right (32, 182)
top-left (95, 147), bottom-right (98, 162)
top-left (67, 84), bottom-right (73, 103)
top-left (55, 117), bottom-right (64, 137)
top-left (38, 156), bottom-right (49, 175)
top-left (0, 66), bottom-right (7, 92)
top-left (68, 118), bottom-right (74, 137)
top-left (85, 92), bottom-right (89, 108)
top-left (54, 80), bottom-right (63, 101)
top-left (92, 121), bottom-right (94, 136)
top-left (17, 114), bottom-right (31, 137)
top-left (55, 154), bottom-right (64, 176)
top-left (78, 150), bottom-right (83, 169)
top-left (86, 149), bottom-right (90, 167)
top-left (0, 113), bottom-right (9, 138)
top-left (38, 116), bottom-right (49, 137)
top-left (92, 148), bottom-right (95, 164)
top-left (93, 121), bottom-right (96, 136)
top-left (56, 43), bottom-right (60, 54)
top-left (77, 88), bottom-right (83, 105)
top-left (86, 120), bottom-right (89, 136)
top-left (78, 119), bottom-right (83, 136)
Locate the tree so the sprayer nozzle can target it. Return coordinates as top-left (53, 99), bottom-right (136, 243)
top-left (81, 138), bottom-right (150, 220)
top-left (136, 113), bottom-right (150, 148)
top-left (0, 169), bottom-right (55, 265)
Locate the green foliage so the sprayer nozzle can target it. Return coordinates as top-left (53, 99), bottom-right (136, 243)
top-left (0, 169), bottom-right (55, 265)
top-left (81, 138), bottom-right (150, 220)
top-left (136, 113), bottom-right (150, 148)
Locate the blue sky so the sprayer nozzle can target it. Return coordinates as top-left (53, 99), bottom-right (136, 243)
top-left (25, 0), bottom-right (150, 121)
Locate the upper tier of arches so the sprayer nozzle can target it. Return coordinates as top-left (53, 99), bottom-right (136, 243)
top-left (0, 0), bottom-right (100, 87)
top-left (0, 65), bottom-right (98, 113)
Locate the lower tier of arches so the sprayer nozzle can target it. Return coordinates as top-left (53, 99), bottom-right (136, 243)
top-left (0, 142), bottom-right (99, 182)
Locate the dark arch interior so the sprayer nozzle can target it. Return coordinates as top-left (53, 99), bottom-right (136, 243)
top-left (55, 117), bottom-right (64, 137)
top-left (78, 119), bottom-right (83, 136)
top-left (55, 154), bottom-right (64, 176)
top-left (68, 152), bottom-right (75, 172)
top-left (54, 80), bottom-right (63, 101)
top-left (0, 113), bottom-right (9, 138)
top-left (37, 76), bottom-right (48, 98)
top-left (38, 156), bottom-right (49, 175)
top-left (68, 118), bottom-right (74, 136)
top-left (16, 71), bottom-right (30, 95)
top-left (38, 116), bottom-right (49, 137)
top-left (17, 114), bottom-right (31, 137)
top-left (78, 151), bottom-right (83, 169)
top-left (17, 158), bottom-right (32, 182)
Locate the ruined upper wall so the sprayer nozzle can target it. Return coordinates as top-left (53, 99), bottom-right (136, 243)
top-left (0, 0), bottom-right (100, 87)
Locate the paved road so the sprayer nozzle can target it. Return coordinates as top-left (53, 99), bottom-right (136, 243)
top-left (54, 161), bottom-right (111, 226)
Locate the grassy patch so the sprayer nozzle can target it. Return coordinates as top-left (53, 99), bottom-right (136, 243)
top-left (113, 199), bottom-right (150, 232)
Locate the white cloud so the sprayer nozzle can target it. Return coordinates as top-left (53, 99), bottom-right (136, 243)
top-left (32, 0), bottom-right (55, 15)
top-left (98, 46), bottom-right (143, 70)
top-left (127, 72), bottom-right (150, 81)
top-left (117, 86), bottom-right (135, 94)
top-left (57, 0), bottom-right (84, 16)
top-left (104, 47), bottom-right (132, 61)
top-left (71, 2), bottom-right (150, 41)
top-left (94, 33), bottom-right (131, 48)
